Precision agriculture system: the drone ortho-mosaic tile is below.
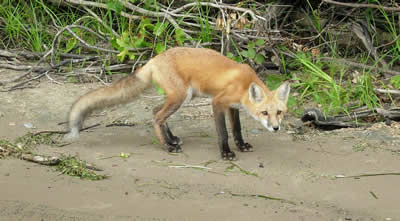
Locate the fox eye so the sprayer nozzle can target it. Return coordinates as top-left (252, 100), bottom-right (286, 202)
top-left (261, 111), bottom-right (268, 115)
top-left (277, 110), bottom-right (282, 115)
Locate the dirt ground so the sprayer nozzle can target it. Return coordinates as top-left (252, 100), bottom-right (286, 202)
top-left (1, 71), bottom-right (400, 221)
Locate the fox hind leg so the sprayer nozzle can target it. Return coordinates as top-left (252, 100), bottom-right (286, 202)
top-left (153, 94), bottom-right (185, 153)
top-left (153, 104), bottom-right (182, 146)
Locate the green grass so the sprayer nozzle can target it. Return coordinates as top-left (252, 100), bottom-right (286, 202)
top-left (196, 2), bottom-right (213, 43)
top-left (291, 52), bottom-right (381, 115)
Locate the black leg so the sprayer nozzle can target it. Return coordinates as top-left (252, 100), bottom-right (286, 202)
top-left (162, 123), bottom-right (182, 145)
top-left (229, 108), bottom-right (253, 152)
top-left (153, 102), bottom-right (183, 153)
top-left (213, 106), bottom-right (236, 160)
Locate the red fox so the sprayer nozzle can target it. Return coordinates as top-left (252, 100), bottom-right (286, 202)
top-left (64, 47), bottom-right (290, 160)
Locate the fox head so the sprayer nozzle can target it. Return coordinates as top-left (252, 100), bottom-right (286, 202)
top-left (244, 82), bottom-right (290, 132)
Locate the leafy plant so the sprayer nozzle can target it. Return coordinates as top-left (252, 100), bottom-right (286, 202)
top-left (227, 39), bottom-right (265, 64)
top-left (241, 39), bottom-right (265, 64)
top-left (112, 17), bottom-right (176, 62)
top-left (390, 75), bottom-right (400, 88)
top-left (56, 154), bottom-right (107, 180)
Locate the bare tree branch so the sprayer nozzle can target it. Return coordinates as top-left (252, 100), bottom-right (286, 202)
top-left (322, 0), bottom-right (400, 12)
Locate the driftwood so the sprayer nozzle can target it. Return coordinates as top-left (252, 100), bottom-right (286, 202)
top-left (21, 153), bottom-right (102, 171)
top-left (300, 106), bottom-right (400, 130)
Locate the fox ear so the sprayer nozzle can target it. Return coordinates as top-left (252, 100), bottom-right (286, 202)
top-left (249, 83), bottom-right (265, 103)
top-left (276, 81), bottom-right (290, 102)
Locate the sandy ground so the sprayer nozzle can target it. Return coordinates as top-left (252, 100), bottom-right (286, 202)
top-left (1, 73), bottom-right (400, 221)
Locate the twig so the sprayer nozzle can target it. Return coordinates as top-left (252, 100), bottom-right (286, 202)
top-left (45, 71), bottom-right (62, 85)
top-left (226, 162), bottom-right (258, 177)
top-left (318, 57), bottom-right (400, 76)
top-left (82, 6), bottom-right (120, 37)
top-left (0, 50), bottom-right (51, 86)
top-left (131, 52), bottom-right (145, 74)
top-left (0, 62), bottom-right (45, 71)
top-left (369, 191), bottom-right (378, 199)
top-left (105, 123), bottom-right (136, 127)
top-left (0, 49), bottom-right (17, 58)
top-left (227, 192), bottom-right (296, 205)
top-left (58, 0), bottom-right (141, 21)
top-left (68, 71), bottom-right (110, 86)
top-left (375, 88), bottom-right (400, 95)
top-left (168, 165), bottom-right (212, 170)
top-left (335, 172), bottom-right (400, 179)
top-left (2, 56), bottom-right (99, 91)
top-left (7, 71), bottom-right (49, 91)
top-left (35, 123), bottom-right (102, 136)
top-left (171, 2), bottom-right (265, 22)
top-left (120, 0), bottom-right (196, 44)
top-left (322, 0), bottom-right (400, 12)
top-left (21, 154), bottom-right (60, 166)
top-left (51, 24), bottom-right (117, 65)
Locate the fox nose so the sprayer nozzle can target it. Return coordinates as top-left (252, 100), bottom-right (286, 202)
top-left (273, 127), bottom-right (279, 131)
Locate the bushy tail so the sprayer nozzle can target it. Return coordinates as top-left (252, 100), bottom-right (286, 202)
top-left (64, 64), bottom-right (152, 141)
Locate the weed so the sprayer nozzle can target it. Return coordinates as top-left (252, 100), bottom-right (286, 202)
top-left (0, 138), bottom-right (24, 158)
top-left (390, 75), bottom-right (400, 88)
top-left (196, 2), bottom-right (213, 43)
top-left (227, 39), bottom-right (265, 64)
top-left (225, 162), bottom-right (258, 177)
top-left (352, 142), bottom-right (367, 152)
top-left (56, 154), bottom-right (107, 180)
top-left (15, 132), bottom-right (64, 148)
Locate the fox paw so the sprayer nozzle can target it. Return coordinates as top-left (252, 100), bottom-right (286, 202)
top-left (221, 151), bottom-right (236, 161)
top-left (63, 128), bottom-right (80, 142)
top-left (236, 142), bottom-right (253, 152)
top-left (169, 136), bottom-right (183, 146)
top-left (166, 143), bottom-right (182, 153)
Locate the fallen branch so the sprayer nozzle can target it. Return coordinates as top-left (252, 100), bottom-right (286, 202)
top-left (0, 62), bottom-right (46, 72)
top-left (171, 2), bottom-right (265, 22)
top-left (21, 154), bottom-right (61, 166)
top-left (0, 50), bottom-right (51, 86)
top-left (168, 165), bottom-right (212, 170)
top-left (227, 192), bottom-right (296, 205)
top-left (182, 102), bottom-right (211, 107)
top-left (322, 0), bottom-right (400, 12)
top-left (50, 24), bottom-right (117, 65)
top-left (1, 56), bottom-right (99, 91)
top-left (335, 172), bottom-right (400, 179)
top-left (319, 57), bottom-right (400, 76)
top-left (105, 122), bottom-right (136, 127)
top-left (58, 0), bottom-right (196, 44)
top-left (0, 49), bottom-right (17, 58)
top-left (301, 106), bottom-right (400, 130)
top-left (375, 88), bottom-right (400, 95)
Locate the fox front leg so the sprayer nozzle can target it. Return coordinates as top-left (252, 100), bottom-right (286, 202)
top-left (163, 123), bottom-right (182, 146)
top-left (212, 103), bottom-right (236, 161)
top-left (228, 108), bottom-right (253, 152)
